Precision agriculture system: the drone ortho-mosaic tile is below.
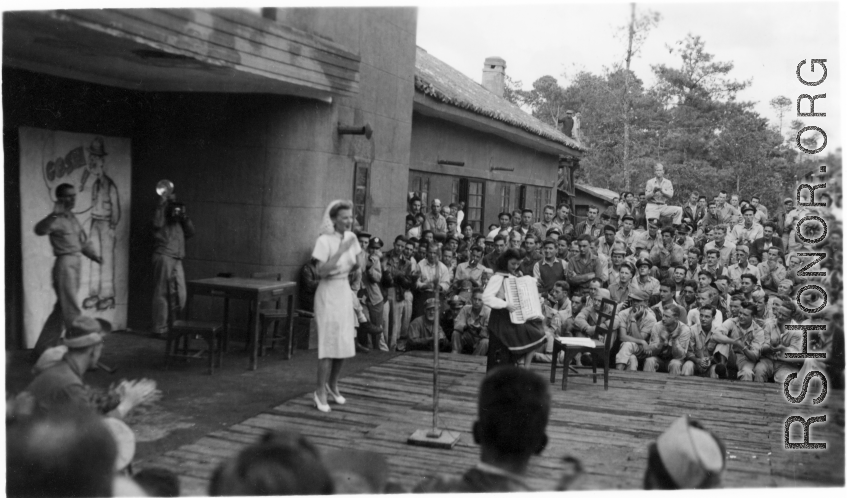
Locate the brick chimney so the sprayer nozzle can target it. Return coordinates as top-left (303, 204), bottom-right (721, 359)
top-left (482, 56), bottom-right (506, 97)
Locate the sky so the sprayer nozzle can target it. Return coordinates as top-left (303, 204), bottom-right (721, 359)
top-left (417, 1), bottom-right (842, 152)
top-left (3, 0), bottom-right (843, 153)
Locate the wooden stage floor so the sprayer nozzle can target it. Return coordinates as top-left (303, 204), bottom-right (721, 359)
top-left (138, 353), bottom-right (844, 494)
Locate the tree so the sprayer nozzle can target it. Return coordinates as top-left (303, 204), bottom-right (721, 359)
top-left (616, 4), bottom-right (661, 191)
top-left (515, 75), bottom-right (569, 127)
top-left (503, 74), bottom-right (524, 107)
top-left (769, 95), bottom-right (792, 136)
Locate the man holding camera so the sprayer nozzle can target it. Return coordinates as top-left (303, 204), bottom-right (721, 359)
top-left (151, 188), bottom-right (195, 337)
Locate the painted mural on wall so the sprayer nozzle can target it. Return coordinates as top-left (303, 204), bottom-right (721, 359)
top-left (19, 127), bottom-right (132, 348)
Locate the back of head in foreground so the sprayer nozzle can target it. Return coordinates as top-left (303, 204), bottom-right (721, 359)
top-left (208, 430), bottom-right (334, 496)
top-left (6, 407), bottom-right (118, 498)
top-left (414, 366), bottom-right (552, 493)
top-left (644, 415), bottom-right (726, 490)
top-left (476, 366), bottom-right (551, 467)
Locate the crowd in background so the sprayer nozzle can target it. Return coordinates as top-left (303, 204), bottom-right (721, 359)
top-left (297, 168), bottom-right (842, 387)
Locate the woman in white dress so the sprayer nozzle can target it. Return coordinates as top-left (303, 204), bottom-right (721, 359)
top-left (312, 200), bottom-right (361, 413)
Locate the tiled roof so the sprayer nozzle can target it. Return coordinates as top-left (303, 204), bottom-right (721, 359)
top-left (414, 47), bottom-right (584, 152)
top-left (575, 183), bottom-right (619, 203)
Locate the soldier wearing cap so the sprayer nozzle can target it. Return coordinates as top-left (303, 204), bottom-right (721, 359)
top-left (545, 226), bottom-right (562, 241)
top-left (615, 288), bottom-right (658, 370)
top-left (402, 298), bottom-right (449, 352)
top-left (451, 289), bottom-right (490, 356)
top-left (631, 258), bottom-right (660, 297)
top-left (674, 223), bottom-right (695, 253)
top-left (358, 236), bottom-right (385, 350)
top-left (631, 218), bottom-right (662, 255)
top-left (644, 163), bottom-right (683, 225)
top-left (445, 216), bottom-right (459, 239)
top-left (729, 205), bottom-right (764, 245)
top-left (25, 316), bottom-right (158, 418)
top-left (607, 243), bottom-right (628, 287)
top-left (644, 416), bottom-right (725, 489)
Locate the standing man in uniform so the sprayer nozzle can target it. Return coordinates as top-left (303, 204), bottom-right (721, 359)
top-left (151, 188), bottom-right (195, 336)
top-left (644, 163), bottom-right (683, 226)
top-left (81, 138), bottom-right (120, 311)
top-left (33, 184), bottom-right (102, 359)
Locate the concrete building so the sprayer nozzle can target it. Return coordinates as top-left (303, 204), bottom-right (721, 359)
top-left (4, 8), bottom-right (416, 346)
top-left (3, 7), bottom-right (582, 348)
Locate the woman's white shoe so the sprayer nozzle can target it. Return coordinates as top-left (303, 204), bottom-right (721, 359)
top-left (314, 391), bottom-right (331, 413)
top-left (325, 384), bottom-right (346, 405)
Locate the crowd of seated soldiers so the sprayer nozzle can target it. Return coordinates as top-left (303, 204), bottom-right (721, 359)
top-left (301, 190), bottom-right (839, 385)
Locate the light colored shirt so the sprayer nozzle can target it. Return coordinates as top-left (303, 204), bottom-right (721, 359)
top-left (757, 261), bottom-right (787, 293)
top-left (631, 275), bottom-right (660, 296)
top-left (645, 177), bottom-right (674, 204)
top-left (688, 307), bottom-right (724, 329)
top-left (453, 305), bottom-right (490, 337)
top-left (454, 261), bottom-right (491, 286)
top-left (35, 211), bottom-right (98, 259)
top-left (416, 259), bottom-right (451, 292)
top-left (423, 213), bottom-right (447, 235)
top-left (616, 307), bottom-right (658, 342)
top-left (649, 243), bottom-right (684, 269)
top-left (631, 230), bottom-right (661, 254)
top-left (703, 240), bottom-right (737, 267)
top-left (715, 203), bottom-right (741, 225)
top-left (730, 223), bottom-right (764, 245)
top-left (727, 263), bottom-right (760, 291)
top-left (645, 321), bottom-right (691, 360)
top-left (719, 319), bottom-right (766, 360)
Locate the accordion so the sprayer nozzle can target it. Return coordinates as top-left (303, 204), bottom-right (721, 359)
top-left (504, 276), bottom-right (544, 324)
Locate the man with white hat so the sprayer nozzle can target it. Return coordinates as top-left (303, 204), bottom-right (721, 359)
top-left (644, 415), bottom-right (725, 489)
top-left (25, 316), bottom-right (159, 419)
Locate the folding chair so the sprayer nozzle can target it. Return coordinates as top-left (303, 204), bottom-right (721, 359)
top-left (550, 298), bottom-right (618, 390)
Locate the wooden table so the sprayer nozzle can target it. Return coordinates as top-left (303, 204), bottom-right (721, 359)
top-left (186, 277), bottom-right (297, 371)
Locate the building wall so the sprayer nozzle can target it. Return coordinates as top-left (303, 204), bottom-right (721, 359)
top-left (409, 113), bottom-right (557, 232)
top-left (3, 7), bottom-right (417, 342)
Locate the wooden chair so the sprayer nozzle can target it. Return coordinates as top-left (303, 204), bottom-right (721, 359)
top-left (165, 319), bottom-right (224, 375)
top-left (164, 285), bottom-right (223, 375)
top-left (251, 272), bottom-right (294, 359)
top-left (550, 298), bottom-right (618, 391)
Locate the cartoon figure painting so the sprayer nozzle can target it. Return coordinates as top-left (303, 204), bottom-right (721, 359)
top-left (19, 127), bottom-right (131, 349)
top-left (80, 137), bottom-right (121, 311)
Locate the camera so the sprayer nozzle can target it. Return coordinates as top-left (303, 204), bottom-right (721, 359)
top-left (167, 202), bottom-right (187, 222)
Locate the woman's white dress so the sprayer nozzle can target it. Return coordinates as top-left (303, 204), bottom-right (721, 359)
top-left (312, 231), bottom-right (361, 359)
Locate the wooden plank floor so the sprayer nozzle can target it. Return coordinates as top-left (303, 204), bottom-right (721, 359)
top-left (137, 353), bottom-right (844, 494)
